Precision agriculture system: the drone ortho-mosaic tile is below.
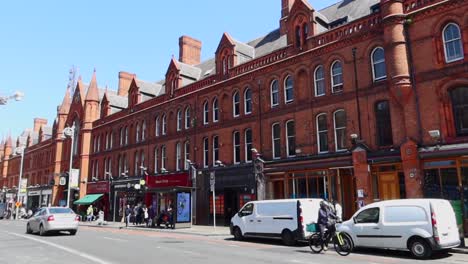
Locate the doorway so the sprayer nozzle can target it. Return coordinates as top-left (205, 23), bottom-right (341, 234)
top-left (378, 172), bottom-right (400, 200)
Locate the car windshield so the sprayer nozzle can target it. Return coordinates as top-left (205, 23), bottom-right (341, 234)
top-left (48, 208), bottom-right (74, 214)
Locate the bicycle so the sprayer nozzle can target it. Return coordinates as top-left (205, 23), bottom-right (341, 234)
top-left (308, 223), bottom-right (353, 256)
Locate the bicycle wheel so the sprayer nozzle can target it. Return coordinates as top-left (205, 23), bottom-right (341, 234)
top-left (309, 233), bottom-right (323, 253)
top-left (333, 233), bottom-right (352, 256)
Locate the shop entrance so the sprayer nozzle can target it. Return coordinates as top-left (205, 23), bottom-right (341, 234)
top-left (378, 172), bottom-right (400, 200)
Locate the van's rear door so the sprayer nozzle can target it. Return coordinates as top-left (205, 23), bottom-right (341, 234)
top-left (432, 200), bottom-right (460, 247)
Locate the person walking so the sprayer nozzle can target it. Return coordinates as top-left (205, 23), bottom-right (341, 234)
top-left (148, 205), bottom-right (156, 228)
top-left (143, 205), bottom-right (149, 227)
top-left (125, 205), bottom-right (132, 227)
top-left (86, 205), bottom-right (94, 221)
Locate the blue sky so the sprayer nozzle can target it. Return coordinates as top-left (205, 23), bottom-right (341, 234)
top-left (0, 0), bottom-right (337, 141)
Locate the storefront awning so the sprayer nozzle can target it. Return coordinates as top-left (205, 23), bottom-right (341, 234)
top-left (73, 194), bottom-right (104, 205)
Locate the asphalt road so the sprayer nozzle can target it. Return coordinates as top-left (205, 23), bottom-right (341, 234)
top-left (0, 220), bottom-right (467, 264)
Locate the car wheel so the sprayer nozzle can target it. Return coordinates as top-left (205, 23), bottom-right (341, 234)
top-left (409, 238), bottom-right (432, 259)
top-left (69, 230), bottom-right (77, 236)
top-left (26, 224), bottom-right (32, 234)
top-left (281, 230), bottom-right (296, 246)
top-left (233, 227), bottom-right (243, 241)
top-left (39, 224), bottom-right (47, 236)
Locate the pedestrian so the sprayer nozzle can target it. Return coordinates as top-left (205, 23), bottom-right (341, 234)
top-left (167, 202), bottom-right (175, 229)
top-left (125, 205), bottom-right (132, 227)
top-left (143, 205), bottom-right (149, 227)
top-left (332, 200), bottom-right (343, 222)
top-left (133, 205), bottom-right (138, 225)
top-left (86, 205), bottom-right (94, 221)
top-left (149, 205), bottom-right (156, 228)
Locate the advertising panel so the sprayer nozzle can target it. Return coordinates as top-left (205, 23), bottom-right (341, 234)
top-left (176, 192), bottom-right (191, 223)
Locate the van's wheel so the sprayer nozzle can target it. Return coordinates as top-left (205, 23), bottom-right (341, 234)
top-left (282, 230), bottom-right (296, 246)
top-left (233, 227), bottom-right (243, 241)
top-left (39, 224), bottom-right (46, 236)
top-left (409, 238), bottom-right (432, 259)
top-left (26, 224), bottom-right (32, 234)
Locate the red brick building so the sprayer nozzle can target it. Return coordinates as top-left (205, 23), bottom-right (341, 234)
top-left (1, 0), bottom-right (467, 232)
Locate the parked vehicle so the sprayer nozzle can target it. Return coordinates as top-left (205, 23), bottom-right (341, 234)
top-left (230, 199), bottom-right (323, 246)
top-left (337, 199), bottom-right (460, 259)
top-left (26, 207), bottom-right (80, 236)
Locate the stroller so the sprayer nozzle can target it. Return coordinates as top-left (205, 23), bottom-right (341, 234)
top-left (156, 210), bottom-right (173, 229)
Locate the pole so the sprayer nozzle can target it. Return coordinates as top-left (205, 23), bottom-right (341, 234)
top-left (15, 148), bottom-right (25, 220)
top-left (113, 190), bottom-right (117, 223)
top-left (66, 127), bottom-right (74, 208)
top-left (213, 185), bottom-right (216, 230)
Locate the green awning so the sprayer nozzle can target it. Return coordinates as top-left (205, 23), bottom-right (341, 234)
top-left (73, 194), bottom-right (104, 205)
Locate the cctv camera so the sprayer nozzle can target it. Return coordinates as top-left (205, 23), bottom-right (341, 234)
top-left (428, 130), bottom-right (440, 139)
top-left (251, 148), bottom-right (258, 153)
top-left (350, 134), bottom-right (358, 139)
top-left (186, 159), bottom-right (192, 164)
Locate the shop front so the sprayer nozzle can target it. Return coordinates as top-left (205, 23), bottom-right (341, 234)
top-left (74, 181), bottom-right (110, 220)
top-left (110, 178), bottom-right (145, 222)
top-left (26, 187), bottom-right (53, 211)
top-left (144, 172), bottom-right (193, 228)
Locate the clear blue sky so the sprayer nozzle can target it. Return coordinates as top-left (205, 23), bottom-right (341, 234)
top-left (0, 0), bottom-right (336, 141)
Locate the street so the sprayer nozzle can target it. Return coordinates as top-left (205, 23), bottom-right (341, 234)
top-left (0, 221), bottom-right (466, 264)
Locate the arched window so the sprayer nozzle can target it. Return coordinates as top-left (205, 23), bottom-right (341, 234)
top-left (185, 107), bottom-right (191, 129)
top-left (162, 114), bottom-right (167, 135)
top-left (317, 114), bottom-right (328, 153)
top-left (270, 80), bottom-right (279, 107)
top-left (136, 123), bottom-right (141, 142)
top-left (125, 127), bottom-right (129, 145)
top-left (134, 151), bottom-right (139, 176)
top-left (272, 123), bottom-right (281, 159)
top-left (120, 127), bottom-right (124, 146)
top-left (371, 47), bottom-right (387, 81)
top-left (375, 101), bottom-right (393, 146)
top-left (233, 131), bottom-right (241, 164)
top-left (155, 116), bottom-right (160, 137)
top-left (184, 141), bottom-right (190, 170)
top-left (286, 120), bottom-right (296, 157)
top-left (331, 61), bottom-right (343, 93)
top-left (161, 146), bottom-right (166, 171)
top-left (443, 23), bottom-right (464, 63)
top-left (203, 137), bottom-right (209, 168)
top-left (154, 147), bottom-right (159, 173)
top-left (233, 91), bottom-right (240, 117)
top-left (244, 88), bottom-right (252, 114)
top-left (295, 26), bottom-right (301, 48)
top-left (284, 76), bottom-right (294, 103)
top-left (176, 142), bottom-right (181, 171)
top-left (334, 110), bottom-right (347, 151)
top-left (213, 135), bottom-right (219, 166)
top-left (302, 24), bottom-right (308, 45)
top-left (451, 87), bottom-right (468, 136)
top-left (140, 151), bottom-right (145, 175)
top-left (141, 121), bottom-right (146, 141)
top-left (177, 109), bottom-right (182, 131)
top-left (314, 65), bottom-right (325, 96)
top-left (245, 129), bottom-right (253, 162)
top-left (213, 98), bottom-right (219, 122)
top-left (203, 101), bottom-right (209, 125)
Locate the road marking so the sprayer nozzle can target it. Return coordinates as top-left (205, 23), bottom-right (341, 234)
top-left (4, 231), bottom-right (112, 264)
top-left (228, 244), bottom-right (240, 247)
top-left (102, 237), bottom-right (127, 242)
top-left (182, 250), bottom-right (200, 255)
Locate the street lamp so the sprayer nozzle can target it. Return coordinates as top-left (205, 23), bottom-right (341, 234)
top-left (62, 126), bottom-right (75, 208)
top-left (15, 146), bottom-right (25, 220)
top-left (0, 91), bottom-right (24, 105)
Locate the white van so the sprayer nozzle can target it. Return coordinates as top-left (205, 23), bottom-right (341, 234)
top-left (338, 199), bottom-right (460, 259)
top-left (230, 199), bottom-right (322, 246)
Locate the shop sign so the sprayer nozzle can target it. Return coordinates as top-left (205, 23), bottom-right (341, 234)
top-left (87, 182), bottom-right (110, 194)
top-left (28, 190), bottom-right (41, 196)
top-left (42, 189), bottom-right (52, 195)
top-left (146, 173), bottom-right (191, 189)
top-left (113, 180), bottom-right (141, 191)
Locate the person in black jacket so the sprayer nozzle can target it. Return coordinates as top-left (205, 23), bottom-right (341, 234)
top-left (125, 205), bottom-right (132, 227)
top-left (317, 200), bottom-right (337, 250)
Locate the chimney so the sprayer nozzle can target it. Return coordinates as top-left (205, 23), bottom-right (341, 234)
top-left (118, 71), bottom-right (136, 97)
top-left (33, 118), bottom-right (47, 133)
top-left (179, 36), bottom-right (202, 65)
top-left (280, 0), bottom-right (295, 35)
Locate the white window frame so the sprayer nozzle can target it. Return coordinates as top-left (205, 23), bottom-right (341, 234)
top-left (125, 127), bottom-right (129, 145)
top-left (162, 114), bottom-right (167, 135)
top-left (244, 129), bottom-right (253, 162)
top-left (176, 142), bottom-right (181, 171)
top-left (270, 79), bottom-right (279, 107)
top-left (203, 137), bottom-right (209, 168)
top-left (212, 135), bottom-right (219, 166)
top-left (272, 123), bottom-right (281, 159)
top-left (136, 123), bottom-right (140, 143)
top-left (184, 141), bottom-right (190, 170)
top-left (141, 121), bottom-right (146, 141)
top-left (177, 109), bottom-right (182, 131)
top-left (334, 109), bottom-right (347, 152)
top-left (233, 131), bottom-right (240, 164)
top-left (233, 91), bottom-right (240, 117)
top-left (284, 76), bottom-right (294, 103)
top-left (155, 117), bottom-right (160, 137)
top-left (443, 23), bottom-right (464, 63)
top-left (203, 101), bottom-right (209, 125)
top-left (134, 151), bottom-right (139, 176)
top-left (285, 120), bottom-right (296, 157)
top-left (244, 88), bottom-right (252, 115)
top-left (213, 98), bottom-right (219, 122)
top-left (331, 60), bottom-right (343, 93)
top-left (154, 148), bottom-right (158, 173)
top-left (314, 65), bottom-right (325, 96)
top-left (371, 47), bottom-right (387, 81)
top-left (317, 113), bottom-right (328, 153)
top-left (161, 146), bottom-right (166, 171)
top-left (140, 151), bottom-right (145, 175)
top-left (185, 107), bottom-right (191, 129)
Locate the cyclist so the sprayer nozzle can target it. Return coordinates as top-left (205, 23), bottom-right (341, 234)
top-left (317, 200), bottom-right (337, 251)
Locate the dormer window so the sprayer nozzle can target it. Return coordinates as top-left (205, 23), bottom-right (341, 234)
top-left (370, 4), bottom-right (380, 14)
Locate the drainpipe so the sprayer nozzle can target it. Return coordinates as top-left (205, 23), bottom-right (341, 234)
top-left (352, 48), bottom-right (363, 138)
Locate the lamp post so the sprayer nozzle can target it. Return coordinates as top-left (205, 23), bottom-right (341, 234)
top-left (0, 91), bottom-right (24, 105)
top-left (63, 126), bottom-right (75, 208)
top-left (186, 160), bottom-right (196, 226)
top-left (15, 146), bottom-right (25, 220)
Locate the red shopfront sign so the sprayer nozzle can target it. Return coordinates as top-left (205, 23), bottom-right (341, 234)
top-left (146, 173), bottom-right (191, 189)
top-left (87, 182), bottom-right (110, 194)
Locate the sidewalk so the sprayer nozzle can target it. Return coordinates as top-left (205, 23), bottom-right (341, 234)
top-left (451, 238), bottom-right (468, 254)
top-left (79, 221), bottom-right (231, 237)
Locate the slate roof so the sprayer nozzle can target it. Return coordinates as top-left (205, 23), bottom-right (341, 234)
top-left (105, 90), bottom-right (128, 109)
top-left (136, 80), bottom-right (160, 96)
top-left (317, 0), bottom-right (380, 23)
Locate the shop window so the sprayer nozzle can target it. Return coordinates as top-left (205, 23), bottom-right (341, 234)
top-left (375, 101), bottom-right (393, 146)
top-left (423, 168), bottom-right (459, 200)
top-left (209, 194), bottom-right (224, 215)
top-left (443, 23), bottom-right (464, 63)
top-left (450, 87), bottom-right (468, 136)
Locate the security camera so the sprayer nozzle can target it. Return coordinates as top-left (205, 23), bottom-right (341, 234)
top-left (92, 177), bottom-right (98, 182)
top-left (186, 159), bottom-right (192, 164)
top-left (215, 160), bottom-right (224, 167)
top-left (350, 134), bottom-right (358, 139)
top-left (251, 148), bottom-right (258, 154)
top-left (428, 130), bottom-right (440, 140)
top-left (139, 166), bottom-right (147, 170)
top-left (161, 168), bottom-right (168, 173)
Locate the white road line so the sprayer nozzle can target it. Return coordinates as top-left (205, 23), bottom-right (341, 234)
top-left (102, 237), bottom-right (127, 242)
top-left (4, 231), bottom-right (112, 264)
top-left (183, 250), bottom-right (200, 255)
top-left (228, 244), bottom-right (240, 247)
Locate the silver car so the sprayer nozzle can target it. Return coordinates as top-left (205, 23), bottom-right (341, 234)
top-left (26, 207), bottom-right (79, 236)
